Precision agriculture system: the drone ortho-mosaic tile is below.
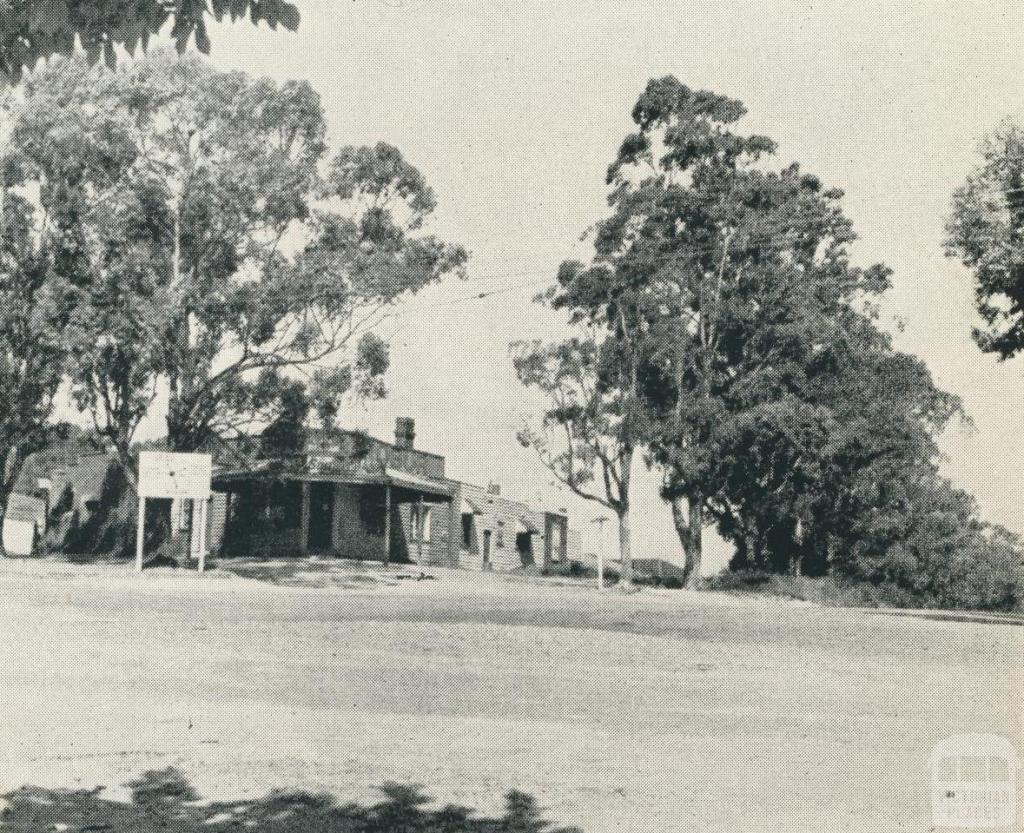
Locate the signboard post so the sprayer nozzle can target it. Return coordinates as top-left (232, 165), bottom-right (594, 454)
top-left (590, 515), bottom-right (610, 591)
top-left (136, 451), bottom-right (213, 573)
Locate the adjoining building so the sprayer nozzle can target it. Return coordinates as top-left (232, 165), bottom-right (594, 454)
top-left (3, 449), bottom-right (120, 556)
top-left (446, 480), bottom-right (567, 571)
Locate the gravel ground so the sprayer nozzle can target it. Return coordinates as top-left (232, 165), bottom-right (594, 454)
top-left (0, 557), bottom-right (1020, 832)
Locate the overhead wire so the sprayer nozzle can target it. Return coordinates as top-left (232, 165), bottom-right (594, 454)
top-left (379, 180), bottom-right (1024, 342)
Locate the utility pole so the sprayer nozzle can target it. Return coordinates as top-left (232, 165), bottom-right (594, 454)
top-left (590, 515), bottom-right (610, 591)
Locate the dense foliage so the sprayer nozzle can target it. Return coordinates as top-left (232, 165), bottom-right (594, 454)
top-left (946, 118), bottom-right (1024, 359)
top-left (526, 77), bottom-right (1023, 609)
top-left (0, 0), bottom-right (300, 83)
top-left (3, 52), bottom-right (466, 488)
top-left (0, 93), bottom-right (79, 546)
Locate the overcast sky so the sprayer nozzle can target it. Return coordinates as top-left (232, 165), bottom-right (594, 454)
top-left (132, 1), bottom-right (1024, 570)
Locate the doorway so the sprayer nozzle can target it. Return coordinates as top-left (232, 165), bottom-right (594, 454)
top-left (482, 529), bottom-right (492, 569)
top-left (516, 531), bottom-right (534, 566)
top-left (308, 482), bottom-right (334, 551)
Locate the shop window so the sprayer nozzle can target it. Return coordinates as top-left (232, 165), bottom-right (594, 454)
top-left (412, 504), bottom-right (432, 542)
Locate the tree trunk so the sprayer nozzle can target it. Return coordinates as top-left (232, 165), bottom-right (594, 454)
top-left (0, 485), bottom-right (11, 557)
top-left (113, 428), bottom-right (139, 495)
top-left (744, 530), bottom-right (761, 571)
top-left (166, 198), bottom-right (201, 455)
top-left (616, 506), bottom-right (633, 589)
top-left (672, 493), bottom-right (704, 588)
top-left (0, 444), bottom-right (24, 557)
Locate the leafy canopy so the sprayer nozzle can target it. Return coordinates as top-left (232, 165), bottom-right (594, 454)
top-left (0, 0), bottom-right (300, 83)
top-left (542, 77), bottom-right (1005, 595)
top-left (946, 118), bottom-right (1024, 359)
top-left (5, 52), bottom-right (466, 475)
top-left (512, 335), bottom-right (638, 513)
top-left (0, 171), bottom-right (72, 512)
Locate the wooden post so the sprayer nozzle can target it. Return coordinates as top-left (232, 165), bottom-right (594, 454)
top-left (416, 494), bottom-right (424, 565)
top-left (300, 481), bottom-right (311, 554)
top-left (198, 497), bottom-right (208, 574)
top-left (383, 483), bottom-right (392, 567)
top-left (189, 498), bottom-right (198, 561)
top-left (135, 495), bottom-right (145, 572)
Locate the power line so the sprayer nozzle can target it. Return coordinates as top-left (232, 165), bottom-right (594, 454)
top-left (377, 210), bottom-right (1016, 341)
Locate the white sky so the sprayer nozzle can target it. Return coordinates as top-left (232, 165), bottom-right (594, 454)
top-left (83, 1), bottom-right (1024, 570)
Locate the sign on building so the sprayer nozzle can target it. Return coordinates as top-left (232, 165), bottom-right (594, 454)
top-left (136, 451), bottom-right (213, 573)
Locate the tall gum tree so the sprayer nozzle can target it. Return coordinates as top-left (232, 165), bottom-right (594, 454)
top-left (0, 96), bottom-right (77, 546)
top-left (587, 77), bottom-right (894, 585)
top-left (8, 53), bottom-right (467, 484)
top-left (512, 330), bottom-right (643, 588)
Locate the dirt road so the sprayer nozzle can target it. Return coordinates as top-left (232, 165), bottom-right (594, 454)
top-left (1, 559), bottom-right (1020, 831)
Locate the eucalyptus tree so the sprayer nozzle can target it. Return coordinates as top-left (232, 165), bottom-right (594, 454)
top-left (542, 77), bottom-right (1017, 602)
top-left (0, 150), bottom-right (74, 548)
top-left (7, 53), bottom-right (466, 485)
top-left (552, 77), bottom-right (878, 584)
top-left (512, 328), bottom-right (646, 588)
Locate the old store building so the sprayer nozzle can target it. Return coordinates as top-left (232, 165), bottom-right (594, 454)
top-left (209, 418), bottom-right (569, 571)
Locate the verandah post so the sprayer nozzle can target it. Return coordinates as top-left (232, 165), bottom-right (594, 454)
top-left (383, 482), bottom-right (392, 567)
top-left (300, 481), bottom-right (310, 554)
top-left (198, 496), bottom-right (207, 573)
top-left (135, 495), bottom-right (146, 572)
top-left (416, 494), bottom-right (424, 565)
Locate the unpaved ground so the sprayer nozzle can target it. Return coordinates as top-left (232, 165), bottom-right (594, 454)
top-left (1, 558), bottom-right (1020, 832)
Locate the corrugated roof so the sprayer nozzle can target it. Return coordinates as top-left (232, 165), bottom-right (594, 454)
top-left (384, 467), bottom-right (453, 498)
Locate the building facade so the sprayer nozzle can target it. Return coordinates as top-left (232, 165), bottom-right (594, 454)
top-left (444, 480), bottom-right (567, 571)
top-left (208, 418), bottom-right (570, 571)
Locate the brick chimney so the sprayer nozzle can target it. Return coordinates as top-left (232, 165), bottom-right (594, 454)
top-left (487, 482), bottom-right (501, 496)
top-left (395, 417), bottom-right (416, 450)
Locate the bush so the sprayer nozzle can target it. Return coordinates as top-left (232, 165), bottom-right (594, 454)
top-left (709, 539), bottom-right (1024, 613)
top-left (567, 560), bottom-right (587, 577)
top-left (705, 571), bottom-right (899, 608)
top-left (838, 521), bottom-right (1024, 612)
top-left (825, 473), bottom-right (1024, 612)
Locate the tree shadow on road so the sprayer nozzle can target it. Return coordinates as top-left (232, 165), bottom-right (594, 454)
top-left (1, 767), bottom-right (582, 833)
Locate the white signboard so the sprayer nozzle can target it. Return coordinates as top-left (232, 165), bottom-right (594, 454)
top-left (138, 451), bottom-right (212, 499)
top-left (136, 451), bottom-right (213, 573)
top-left (2, 518), bottom-right (36, 556)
